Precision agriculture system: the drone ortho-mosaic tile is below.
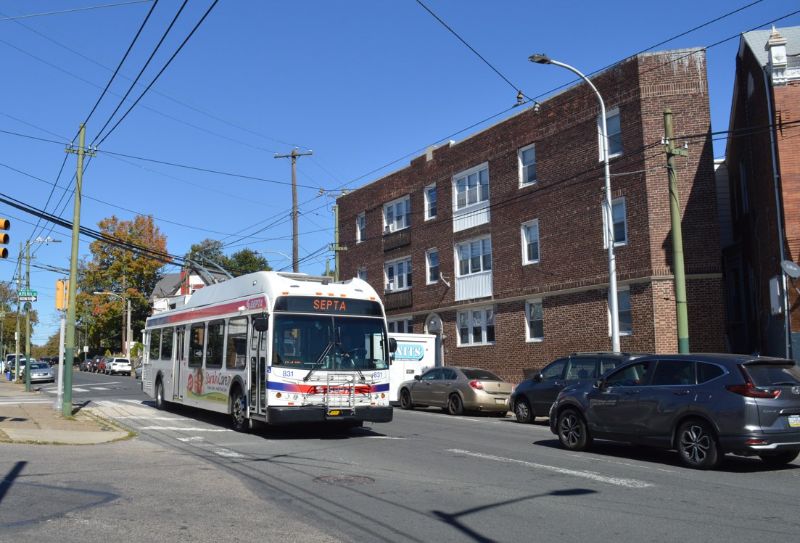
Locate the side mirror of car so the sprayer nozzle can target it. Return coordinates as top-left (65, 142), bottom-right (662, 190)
top-left (594, 379), bottom-right (606, 390)
top-left (253, 313), bottom-right (269, 333)
top-left (414, 375), bottom-right (421, 381)
top-left (532, 373), bottom-right (543, 383)
top-left (388, 337), bottom-right (398, 353)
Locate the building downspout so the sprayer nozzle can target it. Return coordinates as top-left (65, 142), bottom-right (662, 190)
top-left (762, 68), bottom-right (791, 359)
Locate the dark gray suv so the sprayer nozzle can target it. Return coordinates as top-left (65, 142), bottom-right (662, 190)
top-left (510, 352), bottom-right (640, 423)
top-left (549, 354), bottom-right (800, 469)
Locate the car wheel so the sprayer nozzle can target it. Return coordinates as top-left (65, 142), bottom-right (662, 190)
top-left (155, 380), bottom-right (165, 410)
top-left (399, 389), bottom-right (413, 410)
top-left (759, 450), bottom-right (799, 467)
top-left (677, 419), bottom-right (721, 470)
top-left (514, 398), bottom-right (533, 424)
top-left (557, 408), bottom-right (592, 451)
top-left (230, 388), bottom-right (249, 432)
top-left (447, 394), bottom-right (463, 416)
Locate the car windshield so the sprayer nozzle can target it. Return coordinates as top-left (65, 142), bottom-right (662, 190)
top-left (115, 359), bottom-right (130, 363)
top-left (30, 363), bottom-right (48, 370)
top-left (462, 369), bottom-right (502, 381)
top-left (272, 315), bottom-right (389, 370)
top-left (745, 362), bottom-right (800, 386)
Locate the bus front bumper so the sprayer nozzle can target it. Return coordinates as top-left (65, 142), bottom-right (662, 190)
top-left (266, 405), bottom-right (393, 425)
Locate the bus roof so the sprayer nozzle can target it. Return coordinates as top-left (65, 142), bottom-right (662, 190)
top-left (146, 271), bottom-right (382, 326)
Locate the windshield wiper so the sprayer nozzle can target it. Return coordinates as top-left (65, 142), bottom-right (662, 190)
top-left (303, 341), bottom-right (335, 382)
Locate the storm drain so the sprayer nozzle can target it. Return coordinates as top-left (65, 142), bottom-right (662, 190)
top-left (313, 475), bottom-right (375, 486)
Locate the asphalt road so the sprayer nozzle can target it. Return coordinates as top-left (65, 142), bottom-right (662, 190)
top-left (2, 373), bottom-right (799, 542)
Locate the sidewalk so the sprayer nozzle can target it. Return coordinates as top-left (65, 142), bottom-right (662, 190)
top-left (0, 376), bottom-right (132, 445)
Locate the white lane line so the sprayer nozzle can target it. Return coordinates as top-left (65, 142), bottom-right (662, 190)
top-left (447, 449), bottom-right (653, 489)
top-left (176, 436), bottom-right (204, 442)
top-left (139, 426), bottom-right (232, 432)
top-left (72, 387), bottom-right (89, 392)
top-left (91, 387), bottom-right (110, 390)
top-left (213, 448), bottom-right (244, 458)
top-left (564, 452), bottom-right (677, 474)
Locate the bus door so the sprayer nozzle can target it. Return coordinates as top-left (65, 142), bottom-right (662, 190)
top-left (249, 316), bottom-right (268, 415)
top-left (173, 327), bottom-right (185, 400)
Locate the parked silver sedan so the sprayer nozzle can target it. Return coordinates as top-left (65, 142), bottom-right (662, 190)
top-left (24, 361), bottom-right (55, 383)
top-left (398, 366), bottom-right (513, 415)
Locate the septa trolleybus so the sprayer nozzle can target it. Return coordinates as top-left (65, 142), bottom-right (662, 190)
top-left (142, 271), bottom-right (396, 431)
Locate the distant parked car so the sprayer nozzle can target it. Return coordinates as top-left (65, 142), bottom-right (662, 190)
top-left (79, 358), bottom-right (93, 372)
top-left (398, 366), bottom-right (513, 415)
top-left (106, 358), bottom-right (132, 376)
top-left (550, 354), bottom-right (800, 469)
top-left (90, 356), bottom-right (103, 373)
top-left (96, 357), bottom-right (110, 374)
top-left (23, 361), bottom-right (55, 383)
top-left (510, 352), bottom-right (642, 424)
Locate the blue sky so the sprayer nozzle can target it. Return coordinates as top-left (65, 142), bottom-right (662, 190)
top-left (2, 0), bottom-right (799, 345)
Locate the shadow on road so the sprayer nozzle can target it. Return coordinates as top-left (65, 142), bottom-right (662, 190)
top-left (0, 461), bottom-right (26, 505)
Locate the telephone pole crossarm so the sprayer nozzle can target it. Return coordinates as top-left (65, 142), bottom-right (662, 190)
top-left (274, 148), bottom-right (313, 273)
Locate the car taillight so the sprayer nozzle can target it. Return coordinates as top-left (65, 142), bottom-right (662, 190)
top-left (726, 383), bottom-right (781, 399)
top-left (469, 380), bottom-right (484, 390)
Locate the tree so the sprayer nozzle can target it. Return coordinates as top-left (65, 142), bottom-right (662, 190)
top-left (227, 248), bottom-right (271, 275)
top-left (184, 238), bottom-right (272, 276)
top-left (78, 215), bottom-right (167, 353)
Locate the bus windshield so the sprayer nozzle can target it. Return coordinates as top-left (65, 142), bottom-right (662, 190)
top-left (272, 314), bottom-right (389, 371)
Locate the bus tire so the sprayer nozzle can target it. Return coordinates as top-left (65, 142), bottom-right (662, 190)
top-left (230, 387), bottom-right (248, 432)
top-left (155, 379), bottom-right (165, 410)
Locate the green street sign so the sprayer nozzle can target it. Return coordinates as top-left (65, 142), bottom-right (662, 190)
top-left (18, 289), bottom-right (37, 297)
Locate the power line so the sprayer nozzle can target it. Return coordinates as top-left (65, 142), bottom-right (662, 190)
top-left (83, 0), bottom-right (160, 126)
top-left (95, 0), bottom-right (220, 146)
top-left (0, 0), bottom-right (153, 22)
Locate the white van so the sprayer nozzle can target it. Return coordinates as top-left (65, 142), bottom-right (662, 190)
top-left (388, 333), bottom-right (437, 403)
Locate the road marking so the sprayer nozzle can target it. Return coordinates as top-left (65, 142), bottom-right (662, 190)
top-left (72, 387), bottom-right (89, 392)
top-left (176, 436), bottom-right (204, 442)
top-left (139, 426), bottom-right (232, 432)
top-left (447, 449), bottom-right (653, 489)
top-left (564, 452), bottom-right (676, 474)
top-left (91, 387), bottom-right (110, 390)
top-left (213, 448), bottom-right (244, 458)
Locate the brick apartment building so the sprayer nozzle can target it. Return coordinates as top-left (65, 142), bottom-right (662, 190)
top-left (723, 26), bottom-right (800, 360)
top-left (337, 49), bottom-right (726, 382)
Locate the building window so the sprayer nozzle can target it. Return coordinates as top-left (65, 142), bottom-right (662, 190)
top-left (521, 219), bottom-right (540, 264)
top-left (518, 143), bottom-right (537, 186)
top-left (609, 287), bottom-right (633, 336)
top-left (356, 212), bottom-right (366, 243)
top-left (357, 267), bottom-right (367, 281)
top-left (456, 237), bottom-right (491, 276)
top-left (525, 300), bottom-right (544, 341)
top-left (453, 163), bottom-right (489, 210)
top-left (457, 306), bottom-right (495, 346)
top-left (599, 107), bottom-right (622, 160)
top-left (426, 249), bottom-right (440, 284)
top-left (603, 197), bottom-right (627, 248)
top-left (387, 318), bottom-right (413, 334)
top-left (383, 196), bottom-right (410, 234)
top-left (385, 258), bottom-right (412, 292)
top-left (424, 184), bottom-right (437, 220)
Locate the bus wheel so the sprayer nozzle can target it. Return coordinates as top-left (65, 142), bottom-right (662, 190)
top-left (155, 380), bottom-right (165, 410)
top-left (230, 388), bottom-right (248, 432)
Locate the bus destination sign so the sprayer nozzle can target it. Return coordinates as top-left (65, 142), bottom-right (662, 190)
top-left (274, 296), bottom-right (382, 316)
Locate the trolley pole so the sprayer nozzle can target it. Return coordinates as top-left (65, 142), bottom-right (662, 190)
top-left (274, 148), bottom-right (312, 273)
top-left (664, 109), bottom-right (690, 353)
top-left (63, 124), bottom-right (94, 416)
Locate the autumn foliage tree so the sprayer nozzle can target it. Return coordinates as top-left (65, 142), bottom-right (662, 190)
top-left (77, 215), bottom-right (167, 354)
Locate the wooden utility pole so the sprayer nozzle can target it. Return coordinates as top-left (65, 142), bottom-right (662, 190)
top-left (274, 148), bottom-right (312, 272)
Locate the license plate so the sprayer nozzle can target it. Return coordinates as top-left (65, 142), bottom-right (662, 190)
top-left (327, 410), bottom-right (341, 417)
top-left (494, 398), bottom-right (507, 405)
top-left (789, 415), bottom-right (800, 428)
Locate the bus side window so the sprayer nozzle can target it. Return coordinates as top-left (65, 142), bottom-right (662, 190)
top-left (149, 329), bottom-right (161, 360)
top-left (161, 328), bottom-right (174, 360)
top-left (206, 320), bottom-right (224, 368)
top-left (226, 317), bottom-right (248, 370)
top-left (189, 323), bottom-right (204, 367)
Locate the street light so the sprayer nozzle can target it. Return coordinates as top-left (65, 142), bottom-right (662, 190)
top-left (529, 53), bottom-right (621, 352)
top-left (94, 291), bottom-right (132, 362)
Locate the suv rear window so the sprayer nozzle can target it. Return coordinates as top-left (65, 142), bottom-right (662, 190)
top-left (745, 362), bottom-right (800, 386)
top-left (462, 369), bottom-right (501, 381)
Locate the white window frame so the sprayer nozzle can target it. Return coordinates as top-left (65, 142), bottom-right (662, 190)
top-left (426, 248), bottom-right (439, 285)
top-left (518, 143), bottom-right (537, 187)
top-left (521, 219), bottom-right (540, 265)
top-left (525, 299), bottom-right (544, 342)
top-left (608, 286), bottom-right (633, 337)
top-left (383, 196), bottom-right (410, 234)
top-left (384, 257), bottom-right (412, 292)
top-left (424, 183), bottom-right (437, 220)
top-left (603, 197), bottom-right (627, 248)
top-left (457, 306), bottom-right (495, 347)
top-left (356, 212), bottom-right (366, 244)
top-left (356, 267), bottom-right (367, 281)
top-left (598, 107), bottom-right (622, 161)
top-left (455, 236), bottom-right (492, 277)
top-left (452, 162), bottom-right (490, 211)
top-left (387, 318), bottom-right (413, 334)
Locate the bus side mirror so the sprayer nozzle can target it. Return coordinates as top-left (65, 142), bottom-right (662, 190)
top-left (388, 337), bottom-right (397, 353)
top-left (253, 314), bottom-right (269, 333)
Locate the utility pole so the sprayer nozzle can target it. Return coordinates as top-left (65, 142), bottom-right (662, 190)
top-left (14, 242), bottom-right (21, 382)
top-left (664, 109), bottom-right (690, 353)
top-left (63, 124), bottom-right (94, 416)
top-left (274, 148), bottom-right (312, 272)
top-left (24, 241), bottom-right (31, 392)
top-left (330, 203), bottom-right (347, 281)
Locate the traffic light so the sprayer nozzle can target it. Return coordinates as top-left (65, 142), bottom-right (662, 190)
top-left (56, 279), bottom-right (69, 311)
top-left (0, 218), bottom-right (8, 258)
